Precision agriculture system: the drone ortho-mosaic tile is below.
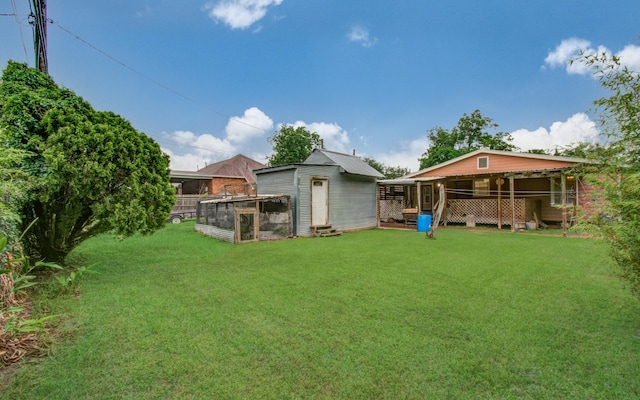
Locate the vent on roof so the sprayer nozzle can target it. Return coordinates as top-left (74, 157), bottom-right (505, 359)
top-left (477, 156), bottom-right (489, 169)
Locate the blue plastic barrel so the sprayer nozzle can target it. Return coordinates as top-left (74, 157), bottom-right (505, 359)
top-left (417, 214), bottom-right (432, 232)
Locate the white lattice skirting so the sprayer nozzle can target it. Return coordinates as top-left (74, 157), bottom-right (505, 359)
top-left (380, 199), bottom-right (405, 222)
top-left (447, 199), bottom-right (525, 226)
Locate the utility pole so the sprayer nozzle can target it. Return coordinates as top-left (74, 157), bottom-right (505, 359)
top-left (30, 0), bottom-right (48, 74)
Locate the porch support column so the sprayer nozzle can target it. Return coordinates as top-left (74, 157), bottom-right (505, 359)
top-left (509, 175), bottom-right (515, 232)
top-left (497, 177), bottom-right (502, 230)
top-left (442, 182), bottom-right (448, 226)
top-left (417, 181), bottom-right (422, 213)
top-left (376, 183), bottom-right (381, 228)
top-left (561, 173), bottom-right (567, 237)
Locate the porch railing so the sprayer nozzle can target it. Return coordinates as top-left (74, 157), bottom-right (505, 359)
top-left (173, 195), bottom-right (222, 214)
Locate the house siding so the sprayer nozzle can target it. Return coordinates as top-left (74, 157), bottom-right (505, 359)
top-left (416, 153), bottom-right (576, 178)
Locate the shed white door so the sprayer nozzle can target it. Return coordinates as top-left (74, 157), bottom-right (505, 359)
top-left (311, 179), bottom-right (328, 226)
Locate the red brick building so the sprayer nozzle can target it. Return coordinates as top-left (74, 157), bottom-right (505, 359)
top-left (169, 154), bottom-right (266, 218)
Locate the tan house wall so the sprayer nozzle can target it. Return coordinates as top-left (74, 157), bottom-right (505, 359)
top-left (415, 153), bottom-right (576, 178)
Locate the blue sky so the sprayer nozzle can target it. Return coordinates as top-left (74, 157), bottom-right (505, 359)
top-left (2, 1), bottom-right (640, 171)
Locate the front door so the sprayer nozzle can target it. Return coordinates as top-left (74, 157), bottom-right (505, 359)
top-left (311, 178), bottom-right (329, 226)
top-left (421, 184), bottom-right (433, 213)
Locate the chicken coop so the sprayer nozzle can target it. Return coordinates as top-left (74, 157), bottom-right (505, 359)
top-left (195, 195), bottom-right (292, 243)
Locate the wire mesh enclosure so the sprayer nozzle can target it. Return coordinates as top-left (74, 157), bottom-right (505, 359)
top-left (196, 195), bottom-right (293, 243)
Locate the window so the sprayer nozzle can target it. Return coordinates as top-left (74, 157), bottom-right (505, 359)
top-left (477, 156), bottom-right (489, 169)
top-left (474, 179), bottom-right (490, 196)
top-left (550, 176), bottom-right (576, 207)
top-left (451, 180), bottom-right (473, 199)
top-left (404, 185), bottom-right (418, 208)
top-left (550, 177), bottom-right (562, 206)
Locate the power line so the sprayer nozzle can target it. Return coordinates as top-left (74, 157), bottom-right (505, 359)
top-left (49, 19), bottom-right (268, 134)
top-left (153, 135), bottom-right (236, 157)
top-left (9, 0), bottom-right (29, 63)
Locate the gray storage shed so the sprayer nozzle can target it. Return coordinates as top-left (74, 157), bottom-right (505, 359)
top-left (255, 149), bottom-right (383, 237)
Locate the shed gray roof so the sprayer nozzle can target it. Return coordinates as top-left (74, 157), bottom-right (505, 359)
top-left (303, 149), bottom-right (384, 178)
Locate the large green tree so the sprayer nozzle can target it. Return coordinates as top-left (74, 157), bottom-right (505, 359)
top-left (0, 128), bottom-right (31, 241)
top-left (0, 61), bottom-right (175, 263)
top-left (267, 124), bottom-right (322, 166)
top-left (363, 156), bottom-right (412, 179)
top-left (419, 110), bottom-right (517, 169)
top-left (577, 52), bottom-right (640, 298)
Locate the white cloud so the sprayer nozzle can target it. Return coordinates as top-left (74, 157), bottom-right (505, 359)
top-left (163, 148), bottom-right (211, 171)
top-left (510, 113), bottom-right (598, 153)
top-left (226, 106), bottom-right (273, 143)
top-left (203, 0), bottom-right (283, 30)
top-left (164, 130), bottom-right (237, 170)
top-left (347, 25), bottom-right (378, 48)
top-left (617, 44), bottom-right (640, 71)
top-left (170, 130), bottom-right (197, 146)
top-left (164, 107), bottom-right (274, 170)
top-left (291, 120), bottom-right (351, 153)
top-left (375, 138), bottom-right (424, 173)
top-left (544, 38), bottom-right (640, 76)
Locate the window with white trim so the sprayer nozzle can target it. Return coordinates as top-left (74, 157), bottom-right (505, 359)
top-left (477, 156), bottom-right (489, 169)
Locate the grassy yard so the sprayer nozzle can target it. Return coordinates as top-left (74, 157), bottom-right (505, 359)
top-left (3, 223), bottom-right (639, 399)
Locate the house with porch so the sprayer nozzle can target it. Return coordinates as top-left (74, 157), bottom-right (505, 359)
top-left (378, 149), bottom-right (594, 232)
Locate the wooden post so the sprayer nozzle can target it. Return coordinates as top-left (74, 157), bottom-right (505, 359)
top-left (417, 181), bottom-right (422, 214)
top-left (428, 184), bottom-right (446, 239)
top-left (31, 0), bottom-right (48, 74)
top-left (509, 176), bottom-right (515, 232)
top-left (443, 182), bottom-right (448, 226)
top-left (496, 178), bottom-right (502, 230)
top-left (561, 174), bottom-right (567, 237)
top-left (376, 184), bottom-right (381, 228)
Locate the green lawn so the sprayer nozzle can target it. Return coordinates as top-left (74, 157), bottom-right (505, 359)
top-left (4, 223), bottom-right (640, 399)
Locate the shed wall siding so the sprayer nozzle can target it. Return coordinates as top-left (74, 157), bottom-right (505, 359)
top-left (297, 166), bottom-right (377, 235)
top-left (256, 169), bottom-right (298, 234)
top-left (256, 169), bottom-right (296, 196)
top-left (258, 165), bottom-right (378, 236)
top-left (329, 174), bottom-right (378, 231)
top-left (303, 151), bottom-right (333, 165)
top-left (195, 224), bottom-right (235, 243)
top-left (295, 165), bottom-right (338, 236)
